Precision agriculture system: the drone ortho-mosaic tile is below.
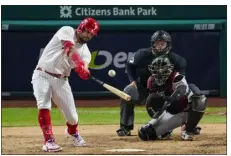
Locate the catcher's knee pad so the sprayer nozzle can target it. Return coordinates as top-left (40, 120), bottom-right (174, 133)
top-left (66, 113), bottom-right (78, 125)
top-left (146, 93), bottom-right (165, 118)
top-left (123, 85), bottom-right (139, 101)
top-left (191, 95), bottom-right (207, 112)
top-left (186, 95), bottom-right (207, 132)
top-left (138, 123), bottom-right (158, 141)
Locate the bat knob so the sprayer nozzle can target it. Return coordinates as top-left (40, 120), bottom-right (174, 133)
top-left (126, 96), bottom-right (132, 101)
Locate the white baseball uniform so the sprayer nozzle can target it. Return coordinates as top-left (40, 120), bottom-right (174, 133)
top-left (31, 26), bottom-right (91, 125)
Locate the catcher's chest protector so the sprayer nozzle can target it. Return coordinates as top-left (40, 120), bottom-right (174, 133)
top-left (148, 72), bottom-right (177, 96)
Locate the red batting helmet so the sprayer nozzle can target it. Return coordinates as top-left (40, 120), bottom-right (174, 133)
top-left (77, 17), bottom-right (100, 36)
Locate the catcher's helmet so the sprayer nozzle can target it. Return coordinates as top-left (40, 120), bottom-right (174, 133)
top-left (77, 17), bottom-right (100, 36)
top-left (151, 30), bottom-right (172, 55)
top-left (148, 56), bottom-right (174, 86)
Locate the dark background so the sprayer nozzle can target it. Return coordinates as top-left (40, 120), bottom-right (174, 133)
top-left (2, 31), bottom-right (220, 92)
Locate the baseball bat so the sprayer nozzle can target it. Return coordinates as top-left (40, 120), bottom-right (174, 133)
top-left (90, 76), bottom-right (131, 101)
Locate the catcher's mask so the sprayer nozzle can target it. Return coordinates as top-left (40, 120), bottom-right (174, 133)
top-left (151, 30), bottom-right (172, 56)
top-left (148, 56), bottom-right (174, 86)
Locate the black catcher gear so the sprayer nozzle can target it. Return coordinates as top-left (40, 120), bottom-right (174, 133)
top-left (138, 123), bottom-right (158, 141)
top-left (185, 95), bottom-right (207, 132)
top-left (148, 56), bottom-right (174, 86)
top-left (146, 93), bottom-right (166, 118)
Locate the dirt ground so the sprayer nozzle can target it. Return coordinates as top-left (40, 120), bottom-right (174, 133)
top-left (1, 97), bottom-right (227, 154)
top-left (2, 124), bottom-right (226, 155)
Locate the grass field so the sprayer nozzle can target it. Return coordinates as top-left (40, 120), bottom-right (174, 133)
top-left (1, 107), bottom-right (226, 127)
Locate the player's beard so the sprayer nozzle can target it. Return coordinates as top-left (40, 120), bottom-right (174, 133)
top-left (79, 36), bottom-right (89, 44)
top-left (76, 32), bottom-right (90, 44)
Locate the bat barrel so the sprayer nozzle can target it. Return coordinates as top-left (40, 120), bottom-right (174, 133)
top-left (90, 76), bottom-right (131, 101)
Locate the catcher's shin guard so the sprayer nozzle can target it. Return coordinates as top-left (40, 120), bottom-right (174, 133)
top-left (138, 123), bottom-right (157, 141)
top-left (185, 95), bottom-right (207, 132)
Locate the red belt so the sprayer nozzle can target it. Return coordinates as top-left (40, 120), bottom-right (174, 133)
top-left (36, 67), bottom-right (68, 79)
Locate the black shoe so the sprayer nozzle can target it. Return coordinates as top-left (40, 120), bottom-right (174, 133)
top-left (182, 125), bottom-right (201, 135)
top-left (116, 128), bottom-right (131, 136)
top-left (193, 127), bottom-right (201, 135)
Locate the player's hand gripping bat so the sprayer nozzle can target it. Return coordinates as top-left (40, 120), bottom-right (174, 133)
top-left (90, 76), bottom-right (131, 101)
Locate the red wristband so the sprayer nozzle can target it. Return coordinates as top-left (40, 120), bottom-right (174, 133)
top-left (71, 52), bottom-right (83, 65)
top-left (63, 41), bottom-right (83, 66)
top-left (63, 41), bottom-right (74, 57)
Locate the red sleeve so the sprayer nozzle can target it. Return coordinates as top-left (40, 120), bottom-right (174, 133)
top-left (147, 76), bottom-right (153, 91)
top-left (63, 41), bottom-right (74, 56)
top-left (63, 41), bottom-right (83, 66)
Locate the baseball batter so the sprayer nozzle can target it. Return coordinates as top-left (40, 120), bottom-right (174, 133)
top-left (138, 56), bottom-right (207, 141)
top-left (31, 17), bottom-right (100, 152)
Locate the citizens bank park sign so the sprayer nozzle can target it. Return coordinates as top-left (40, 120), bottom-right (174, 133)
top-left (60, 6), bottom-right (157, 18)
top-left (2, 6), bottom-right (226, 20)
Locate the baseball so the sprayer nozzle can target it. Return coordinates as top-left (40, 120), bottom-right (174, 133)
top-left (108, 70), bottom-right (116, 77)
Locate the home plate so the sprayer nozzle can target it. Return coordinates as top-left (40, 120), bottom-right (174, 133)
top-left (106, 149), bottom-right (145, 152)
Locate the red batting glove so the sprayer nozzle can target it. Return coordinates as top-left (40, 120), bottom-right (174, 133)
top-left (79, 68), bottom-right (91, 80)
top-left (75, 61), bottom-right (85, 74)
top-left (75, 62), bottom-right (91, 80)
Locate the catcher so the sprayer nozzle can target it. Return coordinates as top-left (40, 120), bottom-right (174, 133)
top-left (138, 56), bottom-right (207, 141)
top-left (116, 30), bottom-right (187, 136)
